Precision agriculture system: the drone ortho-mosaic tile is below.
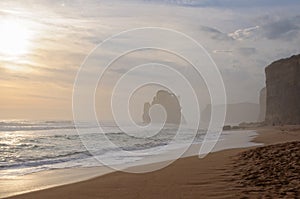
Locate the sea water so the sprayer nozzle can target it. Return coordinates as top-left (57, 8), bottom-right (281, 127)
top-left (0, 120), bottom-right (255, 177)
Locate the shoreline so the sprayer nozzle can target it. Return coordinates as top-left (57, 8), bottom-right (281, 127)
top-left (3, 126), bottom-right (300, 198)
top-left (0, 130), bottom-right (258, 198)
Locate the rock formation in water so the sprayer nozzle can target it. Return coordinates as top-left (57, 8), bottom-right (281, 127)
top-left (142, 102), bottom-right (151, 124)
top-left (258, 87), bottom-right (266, 122)
top-left (142, 90), bottom-right (182, 125)
top-left (265, 54), bottom-right (300, 125)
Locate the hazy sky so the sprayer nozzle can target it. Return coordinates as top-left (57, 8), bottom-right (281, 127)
top-left (0, 0), bottom-right (300, 120)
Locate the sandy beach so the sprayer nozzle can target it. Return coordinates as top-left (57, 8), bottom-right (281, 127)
top-left (4, 126), bottom-right (300, 199)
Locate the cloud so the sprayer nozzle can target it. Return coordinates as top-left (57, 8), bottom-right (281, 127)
top-left (213, 50), bottom-right (233, 53)
top-left (1, 0), bottom-right (300, 120)
top-left (200, 26), bottom-right (233, 41)
top-left (202, 15), bottom-right (300, 42)
top-left (25, 94), bottom-right (68, 101)
top-left (261, 17), bottom-right (300, 40)
top-left (141, 0), bottom-right (300, 8)
top-left (228, 26), bottom-right (260, 40)
top-left (237, 47), bottom-right (257, 56)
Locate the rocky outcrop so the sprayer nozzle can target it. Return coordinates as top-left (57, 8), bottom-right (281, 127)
top-left (258, 87), bottom-right (266, 122)
top-left (142, 102), bottom-right (151, 124)
top-left (142, 90), bottom-right (182, 125)
top-left (265, 54), bottom-right (300, 125)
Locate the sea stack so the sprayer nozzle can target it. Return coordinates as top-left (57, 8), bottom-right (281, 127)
top-left (142, 90), bottom-right (182, 125)
top-left (265, 54), bottom-right (300, 125)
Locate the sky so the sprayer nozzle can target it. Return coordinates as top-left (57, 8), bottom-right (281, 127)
top-left (0, 0), bottom-right (300, 120)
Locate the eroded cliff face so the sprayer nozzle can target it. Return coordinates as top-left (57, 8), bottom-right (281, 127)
top-left (258, 87), bottom-right (266, 122)
top-left (265, 55), bottom-right (300, 125)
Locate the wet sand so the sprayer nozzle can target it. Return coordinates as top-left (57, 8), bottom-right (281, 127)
top-left (5, 126), bottom-right (300, 199)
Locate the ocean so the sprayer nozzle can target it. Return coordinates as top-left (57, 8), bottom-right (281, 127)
top-left (0, 120), bottom-right (257, 178)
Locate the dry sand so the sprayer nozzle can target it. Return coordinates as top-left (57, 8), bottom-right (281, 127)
top-left (6, 126), bottom-right (300, 199)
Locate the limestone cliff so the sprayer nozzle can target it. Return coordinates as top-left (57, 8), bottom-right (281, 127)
top-left (258, 87), bottom-right (266, 122)
top-left (265, 54), bottom-right (300, 125)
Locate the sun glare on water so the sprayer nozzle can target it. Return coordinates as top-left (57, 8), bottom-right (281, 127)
top-left (0, 19), bottom-right (33, 56)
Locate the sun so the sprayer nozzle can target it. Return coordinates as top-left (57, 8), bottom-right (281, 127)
top-left (0, 19), bottom-right (33, 56)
